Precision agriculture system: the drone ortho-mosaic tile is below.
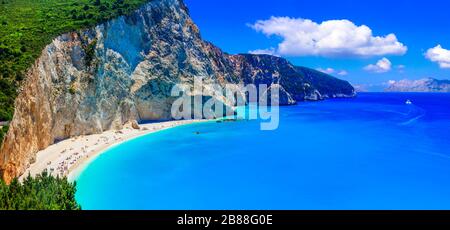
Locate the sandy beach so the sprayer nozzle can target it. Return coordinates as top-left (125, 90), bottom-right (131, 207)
top-left (20, 120), bottom-right (208, 182)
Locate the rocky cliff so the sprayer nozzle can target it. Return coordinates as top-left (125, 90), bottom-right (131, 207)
top-left (0, 0), bottom-right (354, 183)
top-left (385, 78), bottom-right (450, 92)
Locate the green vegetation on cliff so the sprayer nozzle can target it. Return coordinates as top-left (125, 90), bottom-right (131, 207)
top-left (0, 125), bottom-right (8, 144)
top-left (0, 0), bottom-right (150, 138)
top-left (0, 171), bottom-right (81, 210)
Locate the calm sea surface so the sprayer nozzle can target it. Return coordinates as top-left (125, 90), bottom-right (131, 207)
top-left (76, 93), bottom-right (450, 210)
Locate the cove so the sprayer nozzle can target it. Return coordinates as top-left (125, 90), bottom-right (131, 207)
top-left (75, 93), bottom-right (450, 210)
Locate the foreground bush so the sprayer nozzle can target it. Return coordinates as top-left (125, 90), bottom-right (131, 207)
top-left (0, 171), bottom-right (81, 210)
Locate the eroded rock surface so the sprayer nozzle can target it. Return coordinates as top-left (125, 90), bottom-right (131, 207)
top-left (0, 0), bottom-right (354, 183)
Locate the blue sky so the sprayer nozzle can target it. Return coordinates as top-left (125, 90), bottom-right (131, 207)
top-left (185, 0), bottom-right (450, 91)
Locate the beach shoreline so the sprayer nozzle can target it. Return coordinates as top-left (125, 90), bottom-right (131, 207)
top-left (20, 119), bottom-right (210, 182)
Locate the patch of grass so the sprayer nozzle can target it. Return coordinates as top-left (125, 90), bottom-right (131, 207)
top-left (0, 0), bottom-right (150, 136)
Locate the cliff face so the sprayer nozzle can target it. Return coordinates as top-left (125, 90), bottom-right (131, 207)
top-left (0, 0), bottom-right (354, 183)
top-left (224, 54), bottom-right (355, 103)
top-left (385, 78), bottom-right (450, 92)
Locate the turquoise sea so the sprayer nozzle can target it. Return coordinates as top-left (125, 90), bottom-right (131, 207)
top-left (75, 93), bottom-right (450, 210)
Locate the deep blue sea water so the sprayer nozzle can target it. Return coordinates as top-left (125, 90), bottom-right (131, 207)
top-left (75, 93), bottom-right (450, 210)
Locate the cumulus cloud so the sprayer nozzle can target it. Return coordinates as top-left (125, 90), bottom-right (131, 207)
top-left (249, 17), bottom-right (407, 57)
top-left (364, 57), bottom-right (392, 73)
top-left (425, 45), bottom-right (450, 69)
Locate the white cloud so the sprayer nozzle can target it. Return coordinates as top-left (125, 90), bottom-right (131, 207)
top-left (316, 67), bottom-right (348, 76)
top-left (353, 84), bottom-right (368, 92)
top-left (364, 57), bottom-right (392, 73)
top-left (249, 17), bottom-right (407, 57)
top-left (316, 67), bottom-right (335, 74)
top-left (396, 65), bottom-right (405, 73)
top-left (388, 80), bottom-right (397, 85)
top-left (249, 48), bottom-right (277, 56)
top-left (425, 45), bottom-right (450, 69)
top-left (337, 70), bottom-right (348, 76)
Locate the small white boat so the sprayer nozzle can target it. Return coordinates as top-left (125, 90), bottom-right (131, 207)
top-left (405, 99), bottom-right (413, 105)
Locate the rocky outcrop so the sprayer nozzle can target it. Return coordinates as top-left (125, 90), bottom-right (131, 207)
top-left (385, 78), bottom-right (450, 92)
top-left (230, 54), bottom-right (354, 104)
top-left (0, 0), bottom-right (354, 183)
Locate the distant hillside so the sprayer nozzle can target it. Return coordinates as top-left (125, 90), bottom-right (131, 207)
top-left (385, 78), bottom-right (450, 92)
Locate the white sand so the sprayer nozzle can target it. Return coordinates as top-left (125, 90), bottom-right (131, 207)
top-left (20, 120), bottom-right (209, 182)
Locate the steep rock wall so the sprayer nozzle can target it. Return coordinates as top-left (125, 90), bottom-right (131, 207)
top-left (0, 0), bottom-right (355, 183)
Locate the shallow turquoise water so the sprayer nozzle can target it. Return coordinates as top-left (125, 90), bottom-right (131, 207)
top-left (76, 93), bottom-right (450, 210)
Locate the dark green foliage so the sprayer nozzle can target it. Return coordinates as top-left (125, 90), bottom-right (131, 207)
top-left (0, 171), bottom-right (81, 210)
top-left (0, 125), bottom-right (8, 145)
top-left (84, 38), bottom-right (98, 66)
top-left (0, 0), bottom-right (150, 140)
top-left (99, 4), bottom-right (108, 11)
top-left (0, 78), bottom-right (16, 121)
top-left (69, 85), bottom-right (77, 95)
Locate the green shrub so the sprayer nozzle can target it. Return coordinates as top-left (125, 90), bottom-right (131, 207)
top-left (0, 171), bottom-right (81, 210)
top-left (84, 38), bottom-right (98, 66)
top-left (69, 85), bottom-right (77, 94)
top-left (0, 125), bottom-right (8, 145)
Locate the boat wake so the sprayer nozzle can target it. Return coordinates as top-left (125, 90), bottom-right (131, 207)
top-left (399, 104), bottom-right (426, 126)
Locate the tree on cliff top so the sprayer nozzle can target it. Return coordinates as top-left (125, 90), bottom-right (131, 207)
top-left (0, 171), bottom-right (81, 210)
